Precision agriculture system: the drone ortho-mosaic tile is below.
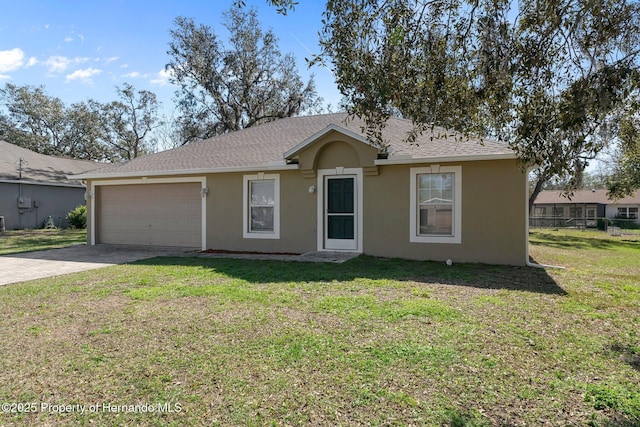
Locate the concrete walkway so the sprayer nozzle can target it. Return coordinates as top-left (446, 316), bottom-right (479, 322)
top-left (0, 244), bottom-right (189, 286)
top-left (0, 245), bottom-right (360, 286)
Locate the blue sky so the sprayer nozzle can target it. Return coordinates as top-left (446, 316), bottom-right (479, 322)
top-left (0, 0), bottom-right (342, 118)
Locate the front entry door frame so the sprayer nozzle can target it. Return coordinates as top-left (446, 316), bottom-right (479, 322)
top-left (317, 167), bottom-right (363, 252)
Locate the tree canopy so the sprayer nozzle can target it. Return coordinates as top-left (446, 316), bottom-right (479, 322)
top-left (0, 83), bottom-right (160, 162)
top-left (97, 83), bottom-right (162, 161)
top-left (0, 83), bottom-right (108, 160)
top-left (607, 107), bottom-right (640, 198)
top-left (166, 7), bottom-right (321, 144)
top-left (259, 0), bottom-right (640, 204)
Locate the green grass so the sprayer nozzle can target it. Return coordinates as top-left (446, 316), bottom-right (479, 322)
top-left (0, 229), bottom-right (86, 255)
top-left (0, 228), bottom-right (638, 426)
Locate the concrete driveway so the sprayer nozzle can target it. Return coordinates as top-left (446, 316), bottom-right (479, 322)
top-left (1, 244), bottom-right (361, 287)
top-left (0, 244), bottom-right (193, 286)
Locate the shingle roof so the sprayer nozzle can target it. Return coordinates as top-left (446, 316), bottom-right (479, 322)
top-left (0, 140), bottom-right (99, 186)
top-left (74, 113), bottom-right (515, 178)
top-left (534, 189), bottom-right (640, 205)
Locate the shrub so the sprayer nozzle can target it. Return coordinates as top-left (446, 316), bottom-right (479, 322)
top-left (66, 204), bottom-right (87, 229)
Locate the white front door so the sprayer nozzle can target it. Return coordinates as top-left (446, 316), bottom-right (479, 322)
top-left (317, 168), bottom-right (363, 252)
top-left (324, 175), bottom-right (357, 250)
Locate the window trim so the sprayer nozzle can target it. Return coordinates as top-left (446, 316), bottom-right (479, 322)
top-left (243, 173), bottom-right (280, 239)
top-left (618, 206), bottom-right (639, 220)
top-left (409, 165), bottom-right (462, 244)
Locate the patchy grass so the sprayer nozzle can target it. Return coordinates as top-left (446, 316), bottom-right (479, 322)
top-left (0, 229), bottom-right (86, 255)
top-left (0, 229), bottom-right (638, 426)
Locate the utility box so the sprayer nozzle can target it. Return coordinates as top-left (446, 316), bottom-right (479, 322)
top-left (18, 196), bottom-right (32, 209)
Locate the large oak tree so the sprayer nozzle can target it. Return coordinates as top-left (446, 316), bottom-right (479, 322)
top-left (259, 0), bottom-right (640, 206)
top-left (166, 7), bottom-right (321, 144)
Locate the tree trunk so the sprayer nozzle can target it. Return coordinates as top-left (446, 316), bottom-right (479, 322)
top-left (529, 177), bottom-right (546, 212)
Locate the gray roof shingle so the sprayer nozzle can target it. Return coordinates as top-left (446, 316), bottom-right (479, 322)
top-left (534, 189), bottom-right (640, 205)
top-left (0, 140), bottom-right (99, 186)
top-left (75, 113), bottom-right (515, 178)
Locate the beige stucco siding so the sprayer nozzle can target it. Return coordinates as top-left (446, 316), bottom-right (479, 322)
top-left (206, 170), bottom-right (317, 254)
top-left (363, 160), bottom-right (527, 265)
top-left (86, 141), bottom-right (526, 264)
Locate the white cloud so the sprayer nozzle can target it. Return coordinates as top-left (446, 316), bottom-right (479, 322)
top-left (45, 56), bottom-right (71, 73)
top-left (150, 68), bottom-right (174, 86)
top-left (0, 74), bottom-right (10, 80)
top-left (0, 48), bottom-right (25, 73)
top-left (45, 56), bottom-right (89, 73)
top-left (64, 32), bottom-right (84, 44)
top-left (104, 56), bottom-right (119, 64)
top-left (26, 57), bottom-right (38, 67)
top-left (65, 67), bottom-right (102, 83)
top-left (122, 71), bottom-right (149, 79)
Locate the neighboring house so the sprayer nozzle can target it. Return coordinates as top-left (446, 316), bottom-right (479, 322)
top-left (531, 189), bottom-right (640, 228)
top-left (72, 113), bottom-right (530, 265)
top-left (0, 140), bottom-right (98, 230)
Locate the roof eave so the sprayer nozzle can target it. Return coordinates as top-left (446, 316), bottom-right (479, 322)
top-left (69, 163), bottom-right (300, 180)
top-left (375, 152), bottom-right (517, 165)
top-left (0, 179), bottom-right (85, 188)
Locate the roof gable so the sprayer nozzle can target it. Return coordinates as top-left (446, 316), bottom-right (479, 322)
top-left (283, 124), bottom-right (373, 159)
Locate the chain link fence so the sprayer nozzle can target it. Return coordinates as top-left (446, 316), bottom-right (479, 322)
top-left (529, 216), bottom-right (640, 236)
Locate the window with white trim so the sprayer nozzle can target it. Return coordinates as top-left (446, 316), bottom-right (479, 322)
top-left (243, 174), bottom-right (280, 239)
top-left (410, 166), bottom-right (462, 244)
top-left (617, 207), bottom-right (638, 219)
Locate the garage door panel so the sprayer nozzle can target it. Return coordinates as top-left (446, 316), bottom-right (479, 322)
top-left (98, 182), bottom-right (202, 248)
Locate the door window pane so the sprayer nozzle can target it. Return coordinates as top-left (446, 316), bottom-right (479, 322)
top-left (327, 178), bottom-right (354, 214)
top-left (328, 215), bottom-right (354, 239)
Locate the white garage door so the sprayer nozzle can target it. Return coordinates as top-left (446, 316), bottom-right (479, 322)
top-left (98, 182), bottom-right (202, 248)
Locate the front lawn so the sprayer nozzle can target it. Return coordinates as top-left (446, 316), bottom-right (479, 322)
top-left (0, 229), bottom-right (638, 426)
top-left (0, 229), bottom-right (86, 255)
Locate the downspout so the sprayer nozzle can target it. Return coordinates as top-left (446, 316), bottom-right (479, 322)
top-left (525, 166), bottom-right (564, 269)
top-left (17, 158), bottom-right (23, 230)
top-left (18, 181), bottom-right (22, 230)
